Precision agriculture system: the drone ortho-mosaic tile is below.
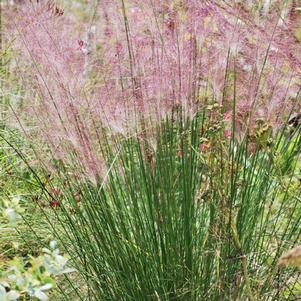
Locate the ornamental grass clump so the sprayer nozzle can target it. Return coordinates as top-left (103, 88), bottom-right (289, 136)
top-left (2, 0), bottom-right (301, 300)
top-left (5, 111), bottom-right (301, 300)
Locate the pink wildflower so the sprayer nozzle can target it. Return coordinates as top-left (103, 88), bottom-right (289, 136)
top-left (50, 187), bottom-right (61, 196)
top-left (199, 143), bottom-right (210, 152)
top-left (50, 199), bottom-right (60, 208)
top-left (177, 150), bottom-right (183, 158)
top-left (224, 130), bottom-right (231, 140)
top-left (78, 40), bottom-right (90, 55)
top-left (223, 112), bottom-right (232, 122)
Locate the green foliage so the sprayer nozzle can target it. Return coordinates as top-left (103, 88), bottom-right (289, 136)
top-left (282, 281), bottom-right (301, 300)
top-left (0, 129), bottom-right (42, 258)
top-left (0, 241), bottom-right (75, 301)
top-left (0, 196), bottom-right (24, 226)
top-left (0, 130), bottom-right (73, 301)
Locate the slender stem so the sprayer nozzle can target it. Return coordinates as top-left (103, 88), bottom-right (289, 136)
top-left (230, 217), bottom-right (255, 301)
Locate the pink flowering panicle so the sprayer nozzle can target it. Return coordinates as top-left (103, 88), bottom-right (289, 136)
top-left (4, 0), bottom-right (301, 179)
top-left (92, 0), bottom-right (301, 134)
top-left (4, 0), bottom-right (104, 180)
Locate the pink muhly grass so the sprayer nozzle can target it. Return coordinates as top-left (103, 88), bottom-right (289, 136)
top-left (96, 0), bottom-right (301, 127)
top-left (4, 0), bottom-right (301, 180)
top-left (5, 0), bottom-right (104, 179)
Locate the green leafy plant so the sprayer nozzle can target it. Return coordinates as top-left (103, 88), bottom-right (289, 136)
top-left (0, 196), bottom-right (24, 226)
top-left (0, 241), bottom-right (75, 301)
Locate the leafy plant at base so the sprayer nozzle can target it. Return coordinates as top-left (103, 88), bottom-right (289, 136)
top-left (0, 240), bottom-right (75, 301)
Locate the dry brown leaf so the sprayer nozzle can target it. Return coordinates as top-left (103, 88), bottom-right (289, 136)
top-left (278, 246), bottom-right (301, 269)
